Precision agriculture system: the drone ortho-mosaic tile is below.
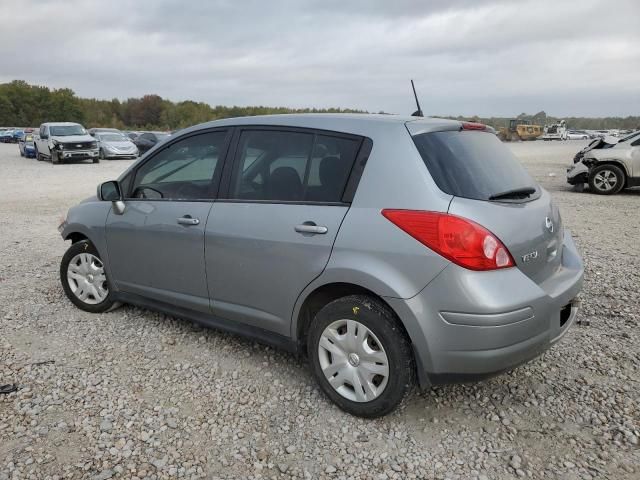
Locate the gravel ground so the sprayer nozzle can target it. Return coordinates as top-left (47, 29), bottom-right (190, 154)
top-left (0, 140), bottom-right (638, 480)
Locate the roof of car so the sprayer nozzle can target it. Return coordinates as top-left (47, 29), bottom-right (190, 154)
top-left (186, 113), bottom-right (461, 136)
top-left (42, 122), bottom-right (83, 126)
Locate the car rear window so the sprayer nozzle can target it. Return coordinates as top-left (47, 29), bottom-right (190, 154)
top-left (412, 131), bottom-right (537, 201)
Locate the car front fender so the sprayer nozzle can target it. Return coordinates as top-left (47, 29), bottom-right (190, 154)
top-left (585, 156), bottom-right (631, 176)
top-left (60, 201), bottom-right (116, 289)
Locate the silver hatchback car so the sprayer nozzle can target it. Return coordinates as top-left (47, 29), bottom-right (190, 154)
top-left (59, 114), bottom-right (584, 417)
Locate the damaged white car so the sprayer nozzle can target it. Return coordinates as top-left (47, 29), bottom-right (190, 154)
top-left (567, 131), bottom-right (640, 194)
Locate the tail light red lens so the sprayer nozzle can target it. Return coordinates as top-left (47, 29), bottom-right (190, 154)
top-left (381, 210), bottom-right (515, 271)
top-left (461, 122), bottom-right (488, 131)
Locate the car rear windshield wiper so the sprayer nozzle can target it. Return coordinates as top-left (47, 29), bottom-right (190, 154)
top-left (489, 187), bottom-right (536, 201)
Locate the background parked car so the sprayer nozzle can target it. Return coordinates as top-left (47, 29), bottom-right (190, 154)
top-left (89, 127), bottom-right (122, 137)
top-left (95, 132), bottom-right (139, 159)
top-left (18, 133), bottom-right (36, 158)
top-left (123, 131), bottom-right (141, 141)
top-left (34, 122), bottom-right (100, 164)
top-left (566, 130), bottom-right (590, 140)
top-left (133, 131), bottom-right (171, 154)
top-left (0, 129), bottom-right (15, 143)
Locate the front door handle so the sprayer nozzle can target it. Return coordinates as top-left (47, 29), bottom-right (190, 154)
top-left (295, 223), bottom-right (328, 234)
top-left (177, 215), bottom-right (200, 226)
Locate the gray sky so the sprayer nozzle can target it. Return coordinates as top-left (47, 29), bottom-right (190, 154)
top-left (1, 0), bottom-right (639, 117)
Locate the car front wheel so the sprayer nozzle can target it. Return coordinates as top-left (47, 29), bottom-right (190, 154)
top-left (588, 164), bottom-right (625, 195)
top-left (307, 295), bottom-right (414, 418)
top-left (60, 240), bottom-right (115, 313)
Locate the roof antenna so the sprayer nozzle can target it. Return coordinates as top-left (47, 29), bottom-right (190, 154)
top-left (411, 79), bottom-right (423, 117)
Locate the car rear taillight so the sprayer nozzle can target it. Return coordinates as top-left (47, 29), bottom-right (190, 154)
top-left (461, 122), bottom-right (488, 131)
top-left (381, 210), bottom-right (514, 271)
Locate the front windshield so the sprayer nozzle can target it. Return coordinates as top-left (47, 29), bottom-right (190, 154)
top-left (50, 125), bottom-right (86, 136)
top-left (618, 131), bottom-right (639, 143)
top-left (99, 133), bottom-right (128, 142)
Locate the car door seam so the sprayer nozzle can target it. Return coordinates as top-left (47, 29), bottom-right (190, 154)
top-left (203, 201), bottom-right (216, 308)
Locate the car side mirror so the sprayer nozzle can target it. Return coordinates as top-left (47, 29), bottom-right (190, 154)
top-left (41, 134), bottom-right (48, 139)
top-left (98, 181), bottom-right (126, 214)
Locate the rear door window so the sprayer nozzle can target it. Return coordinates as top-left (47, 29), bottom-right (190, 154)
top-left (229, 130), bottom-right (361, 203)
top-left (305, 135), bottom-right (360, 202)
top-left (412, 131), bottom-right (537, 201)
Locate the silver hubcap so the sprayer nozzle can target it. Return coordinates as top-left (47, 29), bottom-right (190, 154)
top-left (318, 319), bottom-right (389, 403)
top-left (67, 253), bottom-right (108, 305)
top-left (593, 170), bottom-right (617, 191)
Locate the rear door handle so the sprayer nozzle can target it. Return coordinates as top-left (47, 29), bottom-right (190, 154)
top-left (177, 215), bottom-right (200, 226)
top-left (295, 223), bottom-right (328, 234)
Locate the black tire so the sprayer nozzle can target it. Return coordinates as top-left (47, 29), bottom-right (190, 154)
top-left (51, 151), bottom-right (61, 164)
top-left (93, 157), bottom-right (100, 163)
top-left (588, 164), bottom-right (625, 195)
top-left (307, 295), bottom-right (414, 418)
top-left (35, 146), bottom-right (43, 161)
top-left (99, 149), bottom-right (105, 160)
top-left (60, 240), bottom-right (115, 313)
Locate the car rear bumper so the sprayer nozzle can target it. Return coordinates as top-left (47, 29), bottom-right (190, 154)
top-left (386, 229), bottom-right (584, 387)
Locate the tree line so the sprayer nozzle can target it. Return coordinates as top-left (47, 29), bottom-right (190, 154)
top-left (0, 80), bottom-right (364, 130)
top-left (1, 80), bottom-right (638, 131)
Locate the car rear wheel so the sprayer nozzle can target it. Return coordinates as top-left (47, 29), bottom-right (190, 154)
top-left (307, 295), bottom-right (414, 418)
top-left (589, 164), bottom-right (625, 195)
top-left (60, 240), bottom-right (115, 313)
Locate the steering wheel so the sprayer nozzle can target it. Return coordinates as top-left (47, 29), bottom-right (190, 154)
top-left (175, 182), bottom-right (204, 199)
top-left (135, 186), bottom-right (163, 199)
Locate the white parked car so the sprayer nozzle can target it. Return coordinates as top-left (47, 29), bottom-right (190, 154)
top-left (566, 130), bottom-right (590, 140)
top-left (567, 131), bottom-right (640, 194)
top-left (34, 122), bottom-right (99, 164)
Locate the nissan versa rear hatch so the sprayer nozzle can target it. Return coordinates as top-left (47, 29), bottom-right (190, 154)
top-left (412, 128), bottom-right (563, 284)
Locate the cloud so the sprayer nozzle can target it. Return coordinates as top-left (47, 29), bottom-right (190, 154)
top-left (0, 0), bottom-right (638, 116)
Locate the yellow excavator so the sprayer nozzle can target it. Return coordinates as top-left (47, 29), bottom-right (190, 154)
top-left (497, 119), bottom-right (543, 141)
